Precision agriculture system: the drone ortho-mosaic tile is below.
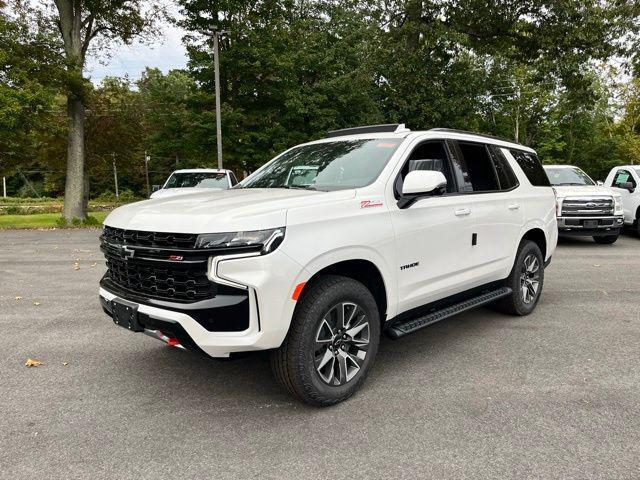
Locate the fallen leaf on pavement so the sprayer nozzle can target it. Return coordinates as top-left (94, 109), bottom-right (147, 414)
top-left (73, 261), bottom-right (80, 270)
top-left (33, 301), bottom-right (41, 306)
top-left (15, 296), bottom-right (22, 301)
top-left (62, 362), bottom-right (69, 366)
top-left (25, 359), bottom-right (43, 367)
top-left (90, 262), bottom-right (97, 267)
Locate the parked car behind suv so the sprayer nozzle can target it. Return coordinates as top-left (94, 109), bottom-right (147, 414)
top-left (150, 168), bottom-right (238, 199)
top-left (604, 166), bottom-right (640, 235)
top-left (544, 165), bottom-right (624, 244)
top-left (99, 125), bottom-right (557, 406)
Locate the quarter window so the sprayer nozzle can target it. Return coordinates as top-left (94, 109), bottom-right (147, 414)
top-left (509, 149), bottom-right (550, 187)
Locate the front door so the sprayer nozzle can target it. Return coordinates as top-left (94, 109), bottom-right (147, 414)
top-left (389, 139), bottom-right (476, 314)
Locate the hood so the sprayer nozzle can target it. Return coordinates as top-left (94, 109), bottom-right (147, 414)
top-left (553, 185), bottom-right (619, 198)
top-left (104, 188), bottom-right (355, 233)
top-left (149, 187), bottom-right (224, 199)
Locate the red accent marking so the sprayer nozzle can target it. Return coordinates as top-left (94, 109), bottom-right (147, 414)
top-left (169, 255), bottom-right (184, 261)
top-left (292, 282), bottom-right (306, 301)
top-left (360, 200), bottom-right (383, 209)
top-left (167, 337), bottom-right (181, 347)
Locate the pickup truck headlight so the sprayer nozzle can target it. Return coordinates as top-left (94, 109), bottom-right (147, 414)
top-left (196, 228), bottom-right (285, 254)
top-left (614, 196), bottom-right (623, 215)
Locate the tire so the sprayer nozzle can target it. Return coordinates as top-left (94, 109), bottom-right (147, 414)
top-left (593, 235), bottom-right (618, 244)
top-left (271, 275), bottom-right (380, 406)
top-left (493, 240), bottom-right (544, 316)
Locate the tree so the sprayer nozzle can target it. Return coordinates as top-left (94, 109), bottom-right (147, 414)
top-left (49, 0), bottom-right (161, 221)
top-left (0, 2), bottom-right (61, 179)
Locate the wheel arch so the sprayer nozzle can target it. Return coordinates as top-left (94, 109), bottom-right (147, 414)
top-left (520, 227), bottom-right (547, 260)
top-left (302, 258), bottom-right (390, 324)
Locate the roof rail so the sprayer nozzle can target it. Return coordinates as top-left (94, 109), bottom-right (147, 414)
top-left (428, 128), bottom-right (524, 146)
top-left (326, 124), bottom-right (410, 138)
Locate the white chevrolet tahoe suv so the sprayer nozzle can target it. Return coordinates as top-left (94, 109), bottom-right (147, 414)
top-left (99, 124), bottom-right (557, 406)
top-left (544, 165), bottom-right (624, 244)
top-left (604, 165), bottom-right (640, 235)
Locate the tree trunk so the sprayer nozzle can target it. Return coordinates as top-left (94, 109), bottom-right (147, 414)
top-left (63, 96), bottom-right (87, 221)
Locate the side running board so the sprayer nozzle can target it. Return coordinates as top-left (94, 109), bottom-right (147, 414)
top-left (387, 287), bottom-right (512, 339)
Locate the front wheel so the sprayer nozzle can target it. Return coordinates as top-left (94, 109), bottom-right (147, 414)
top-left (593, 235), bottom-right (618, 244)
top-left (271, 275), bottom-right (380, 406)
top-left (493, 240), bottom-right (544, 316)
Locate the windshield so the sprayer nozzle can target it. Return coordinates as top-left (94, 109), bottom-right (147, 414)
top-left (545, 167), bottom-right (595, 186)
top-left (239, 139), bottom-right (403, 191)
top-left (164, 172), bottom-right (228, 189)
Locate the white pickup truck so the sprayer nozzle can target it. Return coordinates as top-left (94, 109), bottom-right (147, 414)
top-left (604, 166), bottom-right (640, 235)
top-left (150, 168), bottom-right (238, 199)
top-left (544, 165), bottom-right (624, 244)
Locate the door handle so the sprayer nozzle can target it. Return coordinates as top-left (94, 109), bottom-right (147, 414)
top-left (454, 208), bottom-right (471, 216)
top-left (508, 203), bottom-right (520, 210)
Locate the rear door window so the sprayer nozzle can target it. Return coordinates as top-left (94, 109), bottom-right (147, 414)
top-left (489, 146), bottom-right (519, 190)
top-left (450, 141), bottom-right (500, 193)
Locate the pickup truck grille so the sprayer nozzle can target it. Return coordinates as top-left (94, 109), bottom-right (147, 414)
top-left (561, 197), bottom-right (614, 217)
top-left (100, 226), bottom-right (213, 303)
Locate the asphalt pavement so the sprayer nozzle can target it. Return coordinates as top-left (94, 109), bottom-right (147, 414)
top-left (1, 229), bottom-right (639, 480)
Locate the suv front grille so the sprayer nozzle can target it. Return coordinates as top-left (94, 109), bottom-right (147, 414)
top-left (100, 226), bottom-right (213, 303)
top-left (561, 197), bottom-right (614, 217)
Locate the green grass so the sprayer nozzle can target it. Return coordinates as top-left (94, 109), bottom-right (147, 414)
top-left (0, 212), bottom-right (108, 229)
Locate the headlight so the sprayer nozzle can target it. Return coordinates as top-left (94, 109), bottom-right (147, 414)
top-left (195, 228), bottom-right (285, 254)
top-left (614, 196), bottom-right (623, 215)
top-left (553, 191), bottom-right (563, 217)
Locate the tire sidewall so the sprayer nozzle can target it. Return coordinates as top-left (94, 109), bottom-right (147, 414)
top-left (510, 241), bottom-right (544, 315)
top-left (294, 277), bottom-right (380, 403)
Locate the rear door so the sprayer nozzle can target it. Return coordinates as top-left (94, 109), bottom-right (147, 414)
top-left (448, 141), bottom-right (524, 279)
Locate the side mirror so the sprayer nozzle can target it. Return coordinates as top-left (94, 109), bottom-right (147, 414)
top-left (398, 170), bottom-right (447, 209)
top-left (619, 181), bottom-right (635, 193)
top-left (152, 185), bottom-right (162, 192)
top-left (596, 180), bottom-right (604, 186)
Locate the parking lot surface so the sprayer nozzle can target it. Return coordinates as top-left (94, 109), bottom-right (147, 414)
top-left (1, 229), bottom-right (639, 479)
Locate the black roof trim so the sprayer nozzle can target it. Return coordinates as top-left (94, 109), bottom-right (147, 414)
top-left (428, 128), bottom-right (526, 147)
top-left (326, 124), bottom-right (405, 138)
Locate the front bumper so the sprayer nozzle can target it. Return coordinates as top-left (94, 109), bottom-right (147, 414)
top-left (99, 249), bottom-right (306, 358)
top-left (557, 216), bottom-right (624, 237)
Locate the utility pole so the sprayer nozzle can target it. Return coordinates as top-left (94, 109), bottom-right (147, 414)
top-left (144, 151), bottom-right (151, 197)
top-left (514, 86), bottom-right (520, 143)
top-left (112, 155), bottom-right (119, 199)
top-left (212, 26), bottom-right (229, 169)
top-left (2, 177), bottom-right (6, 198)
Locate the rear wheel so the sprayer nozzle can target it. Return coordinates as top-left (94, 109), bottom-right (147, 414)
top-left (493, 240), bottom-right (544, 316)
top-left (271, 275), bottom-right (380, 406)
top-left (593, 235), bottom-right (618, 244)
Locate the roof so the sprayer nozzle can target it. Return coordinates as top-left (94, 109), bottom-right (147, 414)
top-left (320, 124), bottom-right (534, 152)
top-left (170, 168), bottom-right (229, 174)
top-left (543, 165), bottom-right (580, 169)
